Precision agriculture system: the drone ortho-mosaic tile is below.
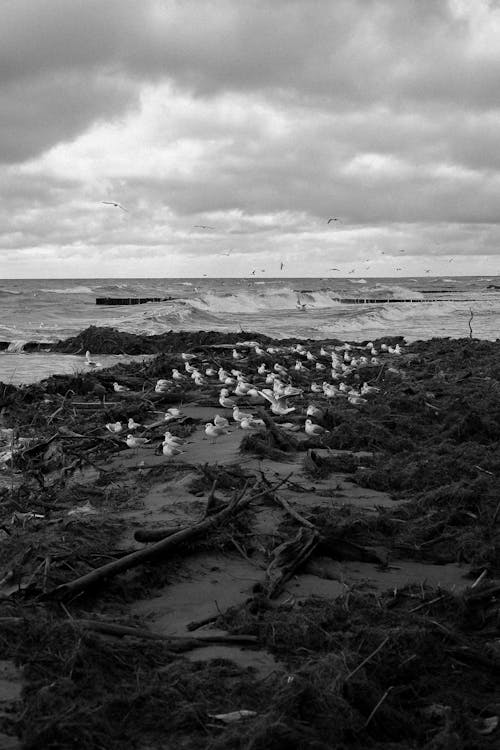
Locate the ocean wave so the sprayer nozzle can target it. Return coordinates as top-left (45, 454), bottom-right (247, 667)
top-left (0, 288), bottom-right (22, 296)
top-left (369, 284), bottom-right (424, 299)
top-left (40, 286), bottom-right (94, 294)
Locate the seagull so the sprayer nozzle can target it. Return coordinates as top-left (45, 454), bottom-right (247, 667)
top-left (327, 218), bottom-right (341, 224)
top-left (205, 423), bottom-right (228, 443)
top-left (214, 414), bottom-right (230, 428)
top-left (155, 379), bottom-right (172, 393)
top-left (233, 406), bottom-right (253, 423)
top-left (280, 261), bottom-right (284, 271)
top-left (113, 382), bottom-right (130, 393)
top-left (162, 442), bottom-right (185, 458)
top-left (329, 268), bottom-right (341, 271)
top-left (348, 395), bottom-right (368, 406)
top-left (193, 225), bottom-right (215, 230)
top-left (127, 417), bottom-right (143, 431)
top-left (361, 383), bottom-right (380, 396)
top-left (165, 407), bottom-right (182, 421)
top-left (106, 421), bottom-right (123, 434)
top-left (219, 388), bottom-right (236, 408)
top-left (239, 416), bottom-right (264, 430)
top-left (258, 390), bottom-right (295, 415)
top-left (126, 434), bottom-right (150, 450)
top-left (306, 404), bottom-right (325, 419)
top-left (85, 350), bottom-right (101, 368)
top-left (102, 201), bottom-right (128, 212)
top-left (304, 419), bottom-right (330, 437)
top-left (163, 431), bottom-right (184, 447)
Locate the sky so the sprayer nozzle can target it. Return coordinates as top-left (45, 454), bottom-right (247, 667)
top-left (2, 0), bottom-right (500, 278)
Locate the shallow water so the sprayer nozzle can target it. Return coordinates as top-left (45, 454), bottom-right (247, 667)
top-left (1, 275), bottom-right (499, 383)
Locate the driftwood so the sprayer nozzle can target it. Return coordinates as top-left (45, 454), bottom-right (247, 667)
top-left (317, 536), bottom-right (389, 565)
top-left (0, 616), bottom-right (258, 650)
top-left (44, 481), bottom-right (252, 601)
top-left (134, 527), bottom-right (181, 543)
top-left (74, 618), bottom-right (258, 650)
top-left (258, 469), bottom-right (315, 529)
top-left (44, 474), bottom-right (291, 601)
top-left (265, 527), bottom-right (319, 598)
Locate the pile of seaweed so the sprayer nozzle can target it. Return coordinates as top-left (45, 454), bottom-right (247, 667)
top-left (51, 325), bottom-right (274, 354)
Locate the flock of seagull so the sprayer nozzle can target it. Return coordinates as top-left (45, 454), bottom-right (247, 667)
top-left (99, 338), bottom-right (404, 460)
top-left (100, 201), bottom-right (450, 274)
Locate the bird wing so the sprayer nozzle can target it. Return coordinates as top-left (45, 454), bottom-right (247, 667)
top-left (257, 390), bottom-right (277, 405)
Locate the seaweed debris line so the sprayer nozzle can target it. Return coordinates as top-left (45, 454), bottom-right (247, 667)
top-left (0, 326), bottom-right (499, 749)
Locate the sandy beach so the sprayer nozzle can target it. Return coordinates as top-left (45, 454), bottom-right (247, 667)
top-left (0, 327), bottom-right (499, 749)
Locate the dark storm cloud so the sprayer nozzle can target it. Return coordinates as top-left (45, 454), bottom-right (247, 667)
top-left (0, 72), bottom-right (136, 163)
top-left (1, 0), bottom-right (499, 163)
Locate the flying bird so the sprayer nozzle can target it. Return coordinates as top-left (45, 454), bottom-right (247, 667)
top-left (280, 261), bottom-right (284, 270)
top-left (329, 268), bottom-right (340, 271)
top-left (193, 225), bottom-right (215, 230)
top-left (101, 201), bottom-right (128, 212)
top-left (327, 218), bottom-right (341, 224)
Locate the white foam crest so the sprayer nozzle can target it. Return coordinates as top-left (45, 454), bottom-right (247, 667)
top-left (370, 284), bottom-right (424, 299)
top-left (348, 278), bottom-right (367, 284)
top-left (7, 340), bottom-right (27, 352)
top-left (41, 286), bottom-right (94, 294)
top-left (187, 287), bottom-right (341, 313)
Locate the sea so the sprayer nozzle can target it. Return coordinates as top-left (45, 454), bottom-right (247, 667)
top-left (1, 276), bottom-right (499, 385)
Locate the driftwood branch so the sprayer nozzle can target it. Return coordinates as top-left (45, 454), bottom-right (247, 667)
top-left (265, 527), bottom-right (319, 598)
top-left (259, 469), bottom-right (315, 529)
top-left (45, 474), bottom-right (291, 601)
top-left (74, 618), bottom-right (258, 650)
top-left (44, 482), bottom-right (253, 601)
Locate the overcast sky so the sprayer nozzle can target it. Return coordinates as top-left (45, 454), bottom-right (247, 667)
top-left (2, 0), bottom-right (500, 278)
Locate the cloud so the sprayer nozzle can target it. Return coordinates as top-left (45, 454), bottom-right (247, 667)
top-left (1, 0), bottom-right (500, 275)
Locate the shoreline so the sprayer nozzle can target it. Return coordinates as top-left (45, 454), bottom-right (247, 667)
top-left (0, 329), bottom-right (499, 747)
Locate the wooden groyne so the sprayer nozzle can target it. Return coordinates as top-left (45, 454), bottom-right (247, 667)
top-left (334, 297), bottom-right (481, 304)
top-left (95, 296), bottom-right (177, 306)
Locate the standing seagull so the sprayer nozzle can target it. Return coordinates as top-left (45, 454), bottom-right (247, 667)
top-left (101, 201), bottom-right (128, 212)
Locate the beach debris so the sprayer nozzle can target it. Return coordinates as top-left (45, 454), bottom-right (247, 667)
top-left (67, 501), bottom-right (98, 516)
top-left (265, 527), bottom-right (319, 598)
top-left (208, 710), bottom-right (257, 723)
top-left (11, 511), bottom-right (45, 526)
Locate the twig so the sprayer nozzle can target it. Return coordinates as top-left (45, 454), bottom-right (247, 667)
top-left (409, 595), bottom-right (445, 613)
top-left (187, 614), bottom-right (219, 632)
top-left (470, 569), bottom-right (488, 589)
top-left (363, 686), bottom-right (394, 728)
top-left (474, 465), bottom-right (494, 477)
top-left (345, 636), bottom-right (390, 682)
top-left (468, 308), bottom-right (474, 339)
